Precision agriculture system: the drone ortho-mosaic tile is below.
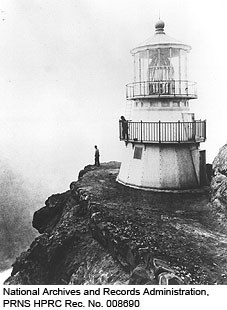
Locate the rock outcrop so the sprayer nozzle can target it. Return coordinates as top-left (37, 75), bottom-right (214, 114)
top-left (5, 159), bottom-right (227, 285)
top-left (209, 144), bottom-right (227, 233)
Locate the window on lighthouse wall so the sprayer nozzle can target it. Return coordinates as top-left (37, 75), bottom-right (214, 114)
top-left (133, 146), bottom-right (143, 159)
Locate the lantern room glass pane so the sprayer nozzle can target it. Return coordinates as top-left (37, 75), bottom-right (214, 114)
top-left (180, 50), bottom-right (187, 81)
top-left (170, 49), bottom-right (179, 80)
top-left (134, 48), bottom-right (188, 83)
top-left (169, 48), bottom-right (187, 81)
top-left (134, 53), bottom-right (140, 82)
top-left (148, 48), bottom-right (174, 81)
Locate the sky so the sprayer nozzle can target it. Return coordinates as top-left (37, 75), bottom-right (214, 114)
top-left (0, 0), bottom-right (226, 197)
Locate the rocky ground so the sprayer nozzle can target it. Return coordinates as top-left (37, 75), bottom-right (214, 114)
top-left (5, 148), bottom-right (227, 285)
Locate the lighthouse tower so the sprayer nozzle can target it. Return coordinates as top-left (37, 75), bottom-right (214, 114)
top-left (117, 20), bottom-right (207, 190)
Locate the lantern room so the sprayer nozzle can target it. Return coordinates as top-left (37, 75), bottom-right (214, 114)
top-left (127, 20), bottom-right (197, 101)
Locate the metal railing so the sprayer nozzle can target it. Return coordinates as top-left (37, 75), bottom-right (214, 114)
top-left (119, 120), bottom-right (206, 144)
top-left (126, 80), bottom-right (197, 99)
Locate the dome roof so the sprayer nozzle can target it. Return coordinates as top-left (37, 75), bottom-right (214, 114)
top-left (131, 20), bottom-right (191, 54)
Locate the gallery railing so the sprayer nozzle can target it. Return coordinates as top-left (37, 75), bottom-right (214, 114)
top-left (119, 120), bottom-right (206, 143)
top-left (126, 80), bottom-right (197, 99)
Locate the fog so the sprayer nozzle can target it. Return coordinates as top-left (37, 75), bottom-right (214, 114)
top-left (0, 160), bottom-right (40, 271)
top-left (0, 268), bottom-right (12, 284)
top-left (0, 0), bottom-right (226, 197)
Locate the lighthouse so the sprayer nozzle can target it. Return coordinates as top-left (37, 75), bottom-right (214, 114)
top-left (117, 20), bottom-right (207, 190)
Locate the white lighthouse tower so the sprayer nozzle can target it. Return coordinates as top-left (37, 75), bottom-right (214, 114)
top-left (117, 20), bottom-right (207, 190)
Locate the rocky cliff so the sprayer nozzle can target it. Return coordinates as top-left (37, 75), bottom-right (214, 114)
top-left (5, 153), bottom-right (227, 285)
top-left (209, 144), bottom-right (227, 233)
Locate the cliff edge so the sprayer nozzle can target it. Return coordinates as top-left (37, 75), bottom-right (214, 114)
top-left (210, 144), bottom-right (227, 233)
top-left (5, 155), bottom-right (227, 285)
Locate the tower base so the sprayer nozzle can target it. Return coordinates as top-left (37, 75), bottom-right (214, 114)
top-left (117, 143), bottom-right (205, 190)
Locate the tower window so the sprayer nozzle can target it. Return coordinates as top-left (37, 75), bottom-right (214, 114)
top-left (173, 101), bottom-right (180, 107)
top-left (133, 146), bottom-right (143, 159)
top-left (161, 102), bottom-right (169, 107)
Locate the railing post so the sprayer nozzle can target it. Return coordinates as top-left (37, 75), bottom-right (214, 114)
top-left (119, 121), bottom-right (122, 140)
top-left (178, 120), bottom-right (180, 143)
top-left (192, 120), bottom-right (196, 142)
top-left (141, 120), bottom-right (143, 142)
top-left (204, 120), bottom-right (206, 141)
top-left (159, 120), bottom-right (161, 143)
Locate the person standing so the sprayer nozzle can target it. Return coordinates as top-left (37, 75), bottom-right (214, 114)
top-left (120, 116), bottom-right (129, 140)
top-left (94, 145), bottom-right (100, 166)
